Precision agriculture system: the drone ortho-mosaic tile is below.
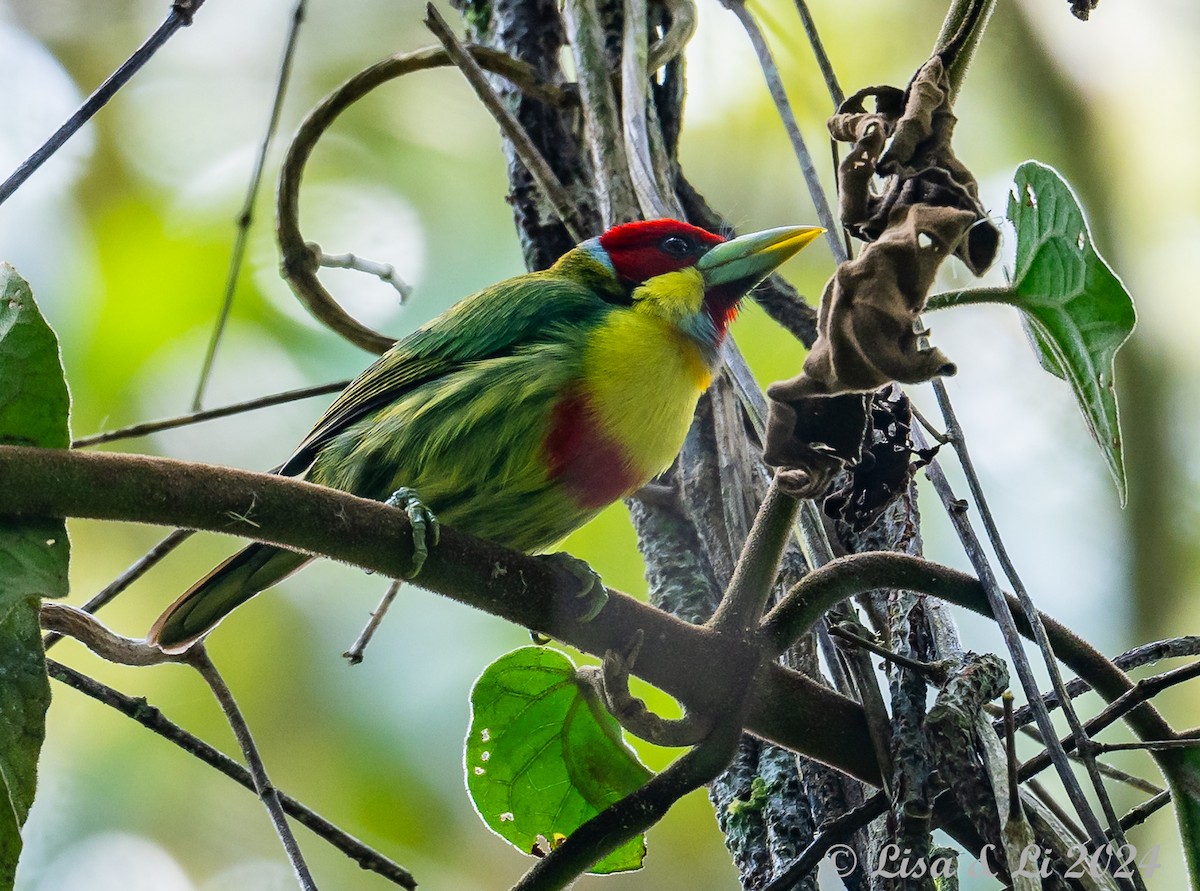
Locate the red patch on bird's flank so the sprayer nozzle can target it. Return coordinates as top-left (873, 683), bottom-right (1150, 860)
top-left (543, 389), bottom-right (640, 509)
top-left (599, 219), bottom-right (724, 284)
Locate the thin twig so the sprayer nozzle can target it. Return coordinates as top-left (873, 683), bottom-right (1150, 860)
top-left (1006, 635), bottom-right (1200, 732)
top-left (46, 659), bottom-right (417, 888)
top-left (344, 578), bottom-right (402, 664)
top-left (425, 5), bottom-right (586, 239)
top-left (0, 1), bottom-right (207, 206)
top-left (72, 381), bottom-right (348, 448)
top-left (762, 791), bottom-right (888, 891)
top-left (1119, 791), bottom-right (1171, 833)
top-left (908, 402), bottom-right (951, 444)
top-left (512, 709), bottom-right (750, 890)
top-left (925, 388), bottom-right (1143, 887)
top-left (1024, 776), bottom-right (1088, 843)
top-left (792, 0), bottom-right (843, 106)
top-left (1016, 661), bottom-right (1200, 785)
top-left (723, 0), bottom-right (844, 261)
top-left (1005, 718), bottom-right (1166, 796)
top-left (192, 0), bottom-right (307, 410)
top-left (1003, 692), bottom-right (1020, 822)
top-left (43, 529), bottom-right (194, 651)
top-left (827, 622), bottom-right (948, 681)
top-left (1084, 762), bottom-right (1164, 797)
top-left (1093, 739), bottom-right (1200, 754)
top-left (189, 646), bottom-right (318, 890)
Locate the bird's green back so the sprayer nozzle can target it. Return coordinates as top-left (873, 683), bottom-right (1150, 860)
top-left (280, 254), bottom-right (618, 478)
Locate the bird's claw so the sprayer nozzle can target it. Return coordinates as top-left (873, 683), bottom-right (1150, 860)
top-left (385, 487), bottom-right (440, 578)
top-left (539, 552), bottom-right (607, 622)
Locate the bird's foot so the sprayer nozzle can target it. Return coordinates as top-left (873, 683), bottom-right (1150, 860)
top-left (538, 552), bottom-right (607, 622)
top-left (385, 487), bottom-right (440, 578)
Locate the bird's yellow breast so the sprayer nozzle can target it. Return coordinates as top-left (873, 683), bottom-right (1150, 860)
top-left (580, 277), bottom-right (714, 482)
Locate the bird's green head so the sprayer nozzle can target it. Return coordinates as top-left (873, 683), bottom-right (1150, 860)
top-left (569, 218), bottom-right (823, 355)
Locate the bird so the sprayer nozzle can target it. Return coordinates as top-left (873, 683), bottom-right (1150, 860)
top-left (148, 218), bottom-right (822, 652)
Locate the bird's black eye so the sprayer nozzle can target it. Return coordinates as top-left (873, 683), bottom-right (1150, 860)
top-left (660, 234), bottom-right (694, 257)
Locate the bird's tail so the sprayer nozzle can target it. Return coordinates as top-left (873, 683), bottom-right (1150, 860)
top-left (148, 544), bottom-right (312, 652)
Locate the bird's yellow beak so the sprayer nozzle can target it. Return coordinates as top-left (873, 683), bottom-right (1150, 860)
top-left (696, 225), bottom-right (824, 291)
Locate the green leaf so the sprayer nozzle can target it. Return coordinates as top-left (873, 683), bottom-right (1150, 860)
top-left (1009, 161), bottom-right (1136, 506)
top-left (465, 646), bottom-right (653, 874)
top-left (0, 264), bottom-right (70, 891)
top-left (0, 601), bottom-right (53, 890)
top-left (0, 265), bottom-right (71, 450)
top-left (927, 162), bottom-right (1136, 504)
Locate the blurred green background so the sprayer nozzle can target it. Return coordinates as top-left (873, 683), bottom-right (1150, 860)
top-left (3, 0), bottom-right (1197, 888)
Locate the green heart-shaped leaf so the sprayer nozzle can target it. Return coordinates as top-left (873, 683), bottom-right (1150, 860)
top-left (465, 646), bottom-right (653, 874)
top-left (927, 161), bottom-right (1136, 504)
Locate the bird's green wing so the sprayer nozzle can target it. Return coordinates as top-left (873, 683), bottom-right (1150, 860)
top-left (278, 271), bottom-right (608, 476)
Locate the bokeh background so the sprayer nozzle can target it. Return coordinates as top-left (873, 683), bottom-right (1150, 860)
top-left (3, 0), bottom-right (1198, 888)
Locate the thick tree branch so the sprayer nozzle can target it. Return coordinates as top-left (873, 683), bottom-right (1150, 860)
top-left (15, 443), bottom-right (1190, 804)
top-left (0, 444), bottom-right (877, 783)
